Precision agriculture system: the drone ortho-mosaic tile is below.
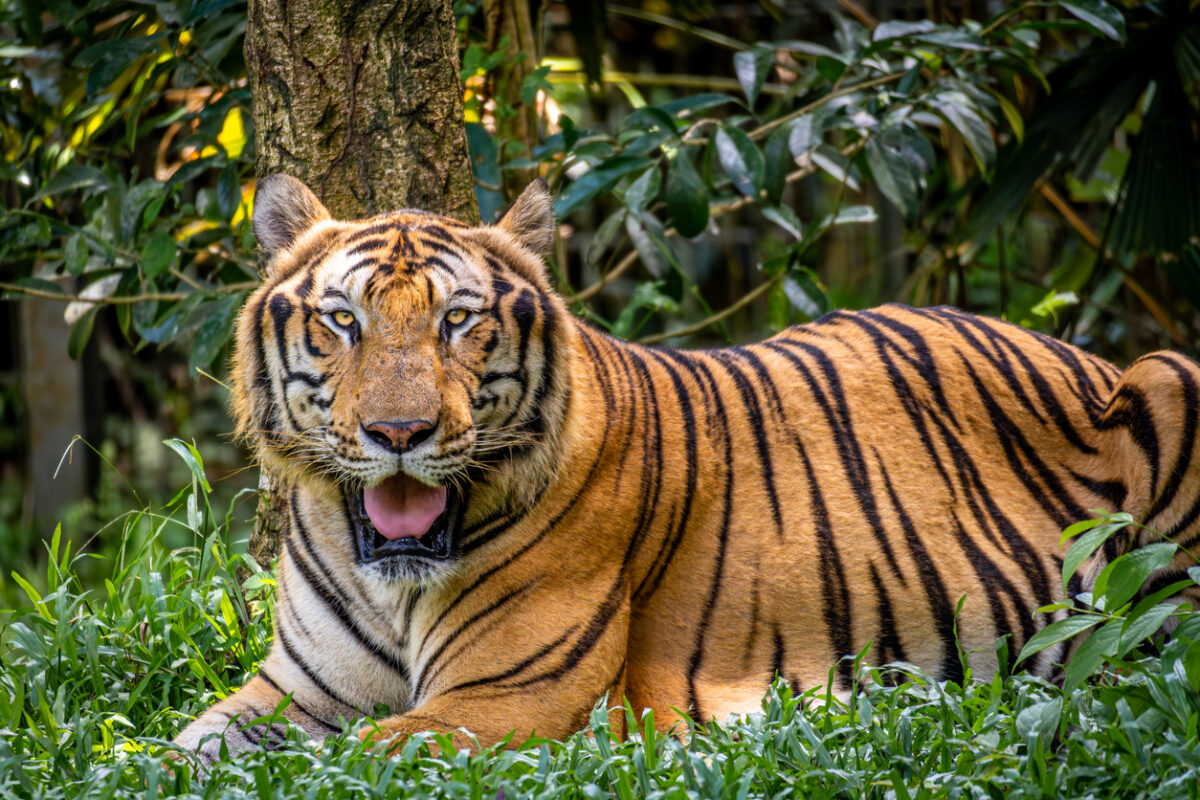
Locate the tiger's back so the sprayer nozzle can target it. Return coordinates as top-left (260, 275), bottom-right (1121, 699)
top-left (173, 179), bottom-right (1200, 761)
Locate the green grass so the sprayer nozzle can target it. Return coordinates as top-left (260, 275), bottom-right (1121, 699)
top-left (2, 442), bottom-right (1200, 799)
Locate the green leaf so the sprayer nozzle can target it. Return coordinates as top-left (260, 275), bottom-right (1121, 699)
top-left (782, 269), bottom-right (827, 320)
top-left (164, 438), bottom-right (212, 493)
top-left (217, 164), bottom-right (240, 222)
top-left (762, 205), bottom-right (803, 240)
top-left (141, 232), bottom-right (176, 279)
top-left (983, 86), bottom-right (1024, 143)
top-left (1017, 614), bottom-right (1103, 663)
top-left (560, 114), bottom-right (579, 153)
top-left (872, 19), bottom-right (936, 41)
top-left (587, 210), bottom-right (627, 268)
top-left (466, 122), bottom-right (504, 223)
top-left (1061, 0), bottom-right (1126, 42)
top-left (1015, 697), bottom-right (1062, 744)
top-left (75, 35), bottom-right (164, 98)
top-left (34, 165), bottom-right (109, 201)
top-left (810, 145), bottom-right (859, 190)
top-left (121, 181), bottom-right (164, 243)
top-left (63, 233), bottom-right (88, 275)
top-left (189, 292), bottom-right (244, 375)
top-left (625, 213), bottom-right (680, 279)
top-left (788, 111), bottom-right (828, 159)
top-left (1061, 515), bottom-right (1129, 595)
top-left (166, 155), bottom-right (220, 189)
top-left (1031, 290), bottom-right (1078, 321)
top-left (715, 126), bottom-right (765, 198)
top-left (623, 167), bottom-right (661, 214)
top-left (67, 307), bottom-right (98, 360)
top-left (832, 205), bottom-right (878, 225)
top-left (520, 65), bottom-right (552, 106)
top-left (612, 281), bottom-right (680, 339)
top-left (623, 128), bottom-right (675, 158)
top-left (816, 55), bottom-right (846, 82)
top-left (135, 293), bottom-right (206, 344)
top-left (1117, 602), bottom-right (1179, 658)
top-left (763, 124), bottom-right (793, 205)
top-left (555, 157), bottom-right (656, 218)
top-left (1063, 622), bottom-right (1121, 692)
top-left (665, 151), bottom-right (709, 238)
top-left (767, 281), bottom-right (791, 331)
top-left (658, 93), bottom-right (739, 116)
top-left (865, 125), bottom-right (924, 224)
top-left (1109, 75), bottom-right (1200, 257)
top-left (622, 106), bottom-right (678, 136)
top-left (1062, 513), bottom-right (1121, 544)
top-left (931, 92), bottom-right (996, 174)
top-left (1094, 542), bottom-right (1177, 612)
top-left (3, 277), bottom-right (64, 298)
top-left (733, 45), bottom-right (774, 109)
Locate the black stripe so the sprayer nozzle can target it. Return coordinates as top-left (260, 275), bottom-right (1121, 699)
top-left (960, 354), bottom-right (1090, 529)
top-left (1141, 355), bottom-right (1199, 525)
top-left (635, 348), bottom-right (701, 601)
top-left (712, 349), bottom-right (784, 537)
top-left (670, 353), bottom-right (735, 716)
top-left (258, 668), bottom-right (341, 733)
top-left (868, 562), bottom-right (907, 666)
top-left (1097, 385), bottom-right (1161, 498)
top-left (414, 583), bottom-right (537, 697)
top-left (765, 337), bottom-right (904, 577)
top-left (345, 238), bottom-right (389, 257)
top-left (941, 310), bottom-right (1097, 454)
top-left (874, 454), bottom-right (961, 682)
top-left (275, 624), bottom-right (358, 711)
top-left (345, 222), bottom-right (401, 242)
top-left (285, 499), bottom-right (411, 682)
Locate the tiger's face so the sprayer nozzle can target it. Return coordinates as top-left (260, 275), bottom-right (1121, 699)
top-left (232, 176), bottom-right (567, 583)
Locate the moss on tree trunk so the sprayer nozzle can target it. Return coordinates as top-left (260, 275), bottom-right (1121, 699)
top-left (244, 0), bottom-right (479, 565)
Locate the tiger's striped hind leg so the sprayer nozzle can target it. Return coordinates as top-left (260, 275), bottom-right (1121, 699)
top-left (1092, 351), bottom-right (1200, 609)
top-left (172, 674), bottom-right (340, 765)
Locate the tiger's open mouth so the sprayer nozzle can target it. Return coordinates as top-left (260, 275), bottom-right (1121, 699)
top-left (344, 474), bottom-right (463, 565)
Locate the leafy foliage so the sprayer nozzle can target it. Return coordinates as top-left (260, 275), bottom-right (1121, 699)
top-left (1020, 509), bottom-right (1200, 693)
top-left (4, 0), bottom-right (1198, 365)
top-left (0, 0), bottom-right (254, 374)
top-left (3, 443), bottom-right (1200, 797)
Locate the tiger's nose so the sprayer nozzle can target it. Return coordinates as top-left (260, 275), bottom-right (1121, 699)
top-left (362, 419), bottom-right (436, 453)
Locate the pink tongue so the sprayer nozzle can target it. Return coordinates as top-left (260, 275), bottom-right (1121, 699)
top-left (363, 475), bottom-right (448, 540)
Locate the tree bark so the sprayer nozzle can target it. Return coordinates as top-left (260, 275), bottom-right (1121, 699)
top-left (244, 0), bottom-right (479, 565)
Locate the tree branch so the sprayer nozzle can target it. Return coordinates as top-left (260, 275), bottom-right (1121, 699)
top-left (637, 277), bottom-right (779, 345)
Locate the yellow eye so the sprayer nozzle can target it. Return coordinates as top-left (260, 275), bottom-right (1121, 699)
top-left (332, 310), bottom-right (357, 328)
top-left (445, 308), bottom-right (469, 326)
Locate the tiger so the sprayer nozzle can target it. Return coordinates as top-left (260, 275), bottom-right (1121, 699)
top-left (173, 174), bottom-right (1200, 763)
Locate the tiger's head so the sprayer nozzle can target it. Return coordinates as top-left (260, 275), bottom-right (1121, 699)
top-left (231, 175), bottom-right (571, 583)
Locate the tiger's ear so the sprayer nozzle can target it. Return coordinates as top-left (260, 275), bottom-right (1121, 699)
top-left (253, 174), bottom-right (331, 260)
top-left (494, 179), bottom-right (555, 255)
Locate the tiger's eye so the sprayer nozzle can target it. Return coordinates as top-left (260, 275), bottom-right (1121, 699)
top-left (445, 308), bottom-right (469, 326)
top-left (333, 310), bottom-right (356, 328)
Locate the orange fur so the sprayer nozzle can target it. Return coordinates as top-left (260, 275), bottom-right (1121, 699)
top-left (174, 178), bottom-right (1200, 762)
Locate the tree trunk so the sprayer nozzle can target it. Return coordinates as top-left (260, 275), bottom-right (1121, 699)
top-left (244, 0), bottom-right (479, 565)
